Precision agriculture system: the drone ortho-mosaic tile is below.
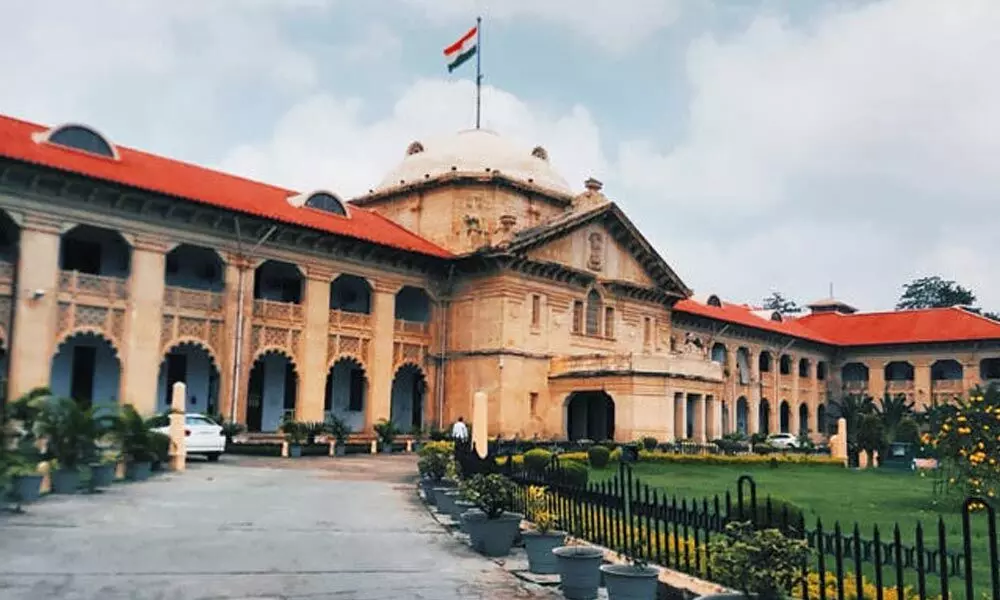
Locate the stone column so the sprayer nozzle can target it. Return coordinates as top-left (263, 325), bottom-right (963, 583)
top-left (366, 281), bottom-right (397, 430)
top-left (868, 359), bottom-right (886, 399)
top-left (811, 364), bottom-right (821, 435)
top-left (120, 236), bottom-right (167, 415)
top-left (673, 391), bottom-right (686, 440)
top-left (749, 348), bottom-right (761, 434)
top-left (790, 401), bottom-right (800, 436)
top-left (662, 388), bottom-right (677, 442)
top-left (692, 394), bottom-right (706, 442)
top-left (914, 361), bottom-right (932, 410)
top-left (709, 394), bottom-right (722, 440)
top-left (298, 267), bottom-right (333, 422)
top-left (7, 214), bottom-right (61, 399)
top-left (219, 255), bottom-right (246, 423)
top-left (791, 356), bottom-right (801, 432)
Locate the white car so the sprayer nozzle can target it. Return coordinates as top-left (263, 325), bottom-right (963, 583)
top-left (151, 413), bottom-right (225, 461)
top-left (766, 432), bottom-right (800, 449)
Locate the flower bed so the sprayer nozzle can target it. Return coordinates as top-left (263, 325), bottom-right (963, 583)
top-left (496, 449), bottom-right (842, 468)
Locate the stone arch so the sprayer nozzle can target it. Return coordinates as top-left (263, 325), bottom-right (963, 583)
top-left (736, 396), bottom-right (749, 435)
top-left (798, 403), bottom-right (809, 435)
top-left (158, 340), bottom-right (221, 415)
top-left (161, 337), bottom-right (220, 370)
top-left (50, 329), bottom-right (121, 411)
top-left (710, 342), bottom-right (727, 365)
top-left (55, 327), bottom-right (121, 357)
top-left (391, 362), bottom-right (427, 433)
top-left (565, 390), bottom-right (615, 441)
top-left (758, 350), bottom-right (772, 373)
top-left (395, 286), bottom-right (432, 322)
top-left (246, 348), bottom-right (299, 433)
top-left (779, 400), bottom-right (791, 433)
top-left (325, 355), bottom-right (368, 432)
top-left (759, 398), bottom-right (771, 435)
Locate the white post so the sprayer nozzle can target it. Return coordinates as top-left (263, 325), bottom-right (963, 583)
top-left (169, 381), bottom-right (187, 472)
top-left (473, 390), bottom-right (488, 459)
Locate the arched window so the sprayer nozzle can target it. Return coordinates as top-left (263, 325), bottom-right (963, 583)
top-left (585, 289), bottom-right (601, 336)
top-left (46, 124), bottom-right (116, 158)
top-left (304, 192), bottom-right (347, 216)
top-left (707, 294), bottom-right (722, 307)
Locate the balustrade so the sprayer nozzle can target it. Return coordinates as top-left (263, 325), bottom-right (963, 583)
top-left (58, 270), bottom-right (128, 301)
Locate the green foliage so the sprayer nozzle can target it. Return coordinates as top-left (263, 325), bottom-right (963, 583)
top-left (587, 445), bottom-right (611, 468)
top-left (300, 421), bottom-right (327, 444)
top-left (557, 460), bottom-right (589, 487)
top-left (896, 275), bottom-right (975, 310)
top-left (524, 448), bottom-right (553, 475)
top-left (114, 404), bottom-right (158, 463)
top-left (709, 521), bottom-right (811, 600)
top-left (220, 420), bottom-right (246, 442)
top-left (280, 418), bottom-right (306, 446)
top-left (418, 440), bottom-right (453, 457)
top-left (746, 497), bottom-right (807, 539)
top-left (927, 385), bottom-right (1000, 503)
top-left (894, 417), bottom-right (920, 445)
top-left (373, 419), bottom-right (398, 448)
top-left (640, 436), bottom-right (658, 451)
top-left (463, 473), bottom-right (516, 519)
top-left (148, 431), bottom-right (171, 463)
top-left (417, 451), bottom-right (449, 481)
top-left (324, 414), bottom-right (350, 443)
top-left (761, 291), bottom-right (802, 314)
top-left (427, 425), bottom-right (449, 441)
top-left (857, 413), bottom-right (886, 462)
top-left (35, 396), bottom-right (109, 469)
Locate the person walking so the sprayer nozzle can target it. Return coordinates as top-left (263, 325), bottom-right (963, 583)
top-left (451, 416), bottom-right (469, 441)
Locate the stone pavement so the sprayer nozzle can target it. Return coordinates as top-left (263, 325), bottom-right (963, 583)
top-left (0, 454), bottom-right (559, 600)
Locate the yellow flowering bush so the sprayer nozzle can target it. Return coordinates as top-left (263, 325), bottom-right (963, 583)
top-left (525, 485), bottom-right (559, 533)
top-left (637, 450), bottom-right (844, 468)
top-left (928, 385), bottom-right (1000, 505)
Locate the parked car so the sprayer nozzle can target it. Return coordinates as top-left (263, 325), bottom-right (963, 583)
top-left (765, 432), bottom-right (800, 449)
top-left (150, 413), bottom-right (225, 461)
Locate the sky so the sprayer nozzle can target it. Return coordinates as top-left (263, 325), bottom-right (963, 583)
top-left (2, 0), bottom-right (998, 313)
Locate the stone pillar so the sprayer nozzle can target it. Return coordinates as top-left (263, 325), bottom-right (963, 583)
top-left (366, 281), bottom-right (397, 430)
top-left (169, 381), bottom-right (187, 472)
top-left (692, 394), bottom-right (706, 442)
top-left (791, 356), bottom-right (801, 432)
top-left (709, 394), bottom-right (722, 440)
top-left (914, 361), bottom-right (932, 409)
top-left (299, 268), bottom-right (332, 422)
top-left (749, 348), bottom-right (761, 435)
top-left (120, 237), bottom-right (167, 415)
top-left (219, 255), bottom-right (252, 424)
top-left (790, 401), bottom-right (800, 436)
top-left (473, 390), bottom-right (488, 458)
top-left (673, 391), bottom-right (686, 441)
top-left (7, 215), bottom-right (61, 399)
top-left (662, 389), bottom-right (677, 442)
top-left (868, 359), bottom-right (886, 399)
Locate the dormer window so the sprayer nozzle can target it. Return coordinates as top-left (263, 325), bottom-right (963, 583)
top-left (706, 294), bottom-right (722, 307)
top-left (295, 191), bottom-right (348, 217)
top-left (38, 124), bottom-right (117, 159)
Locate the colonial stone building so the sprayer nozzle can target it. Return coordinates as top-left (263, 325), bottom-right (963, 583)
top-left (1, 115), bottom-right (998, 442)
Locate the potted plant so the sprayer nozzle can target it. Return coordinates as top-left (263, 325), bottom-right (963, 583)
top-left (411, 425), bottom-right (425, 452)
top-left (553, 541), bottom-right (605, 600)
top-left (459, 473), bottom-right (523, 557)
top-left (220, 420), bottom-right (246, 448)
top-left (374, 419), bottom-right (398, 454)
top-left (417, 450), bottom-right (448, 502)
top-left (115, 404), bottom-right (156, 481)
top-left (281, 418), bottom-right (305, 457)
top-left (325, 414), bottom-right (350, 457)
top-left (35, 396), bottom-right (101, 494)
top-left (303, 421), bottom-right (326, 446)
top-left (4, 388), bottom-right (48, 503)
top-left (88, 448), bottom-right (118, 489)
top-left (601, 532), bottom-right (660, 599)
top-left (698, 521), bottom-right (811, 599)
top-left (522, 485), bottom-right (566, 574)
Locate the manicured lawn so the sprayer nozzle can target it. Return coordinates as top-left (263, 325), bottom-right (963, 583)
top-left (588, 461), bottom-right (996, 596)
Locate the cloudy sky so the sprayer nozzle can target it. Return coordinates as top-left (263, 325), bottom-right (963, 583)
top-left (3, 0), bottom-right (997, 313)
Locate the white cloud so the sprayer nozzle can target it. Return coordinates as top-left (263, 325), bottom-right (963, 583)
top-left (219, 78), bottom-right (607, 197)
top-left (614, 0), bottom-right (1000, 310)
top-left (400, 0), bottom-right (683, 53)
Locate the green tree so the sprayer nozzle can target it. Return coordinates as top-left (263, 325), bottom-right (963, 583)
top-left (761, 291), bottom-right (802, 314)
top-left (896, 276), bottom-right (975, 310)
top-left (828, 393), bottom-right (876, 465)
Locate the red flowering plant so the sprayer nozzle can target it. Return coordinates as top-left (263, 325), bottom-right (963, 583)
top-left (926, 384), bottom-right (1000, 509)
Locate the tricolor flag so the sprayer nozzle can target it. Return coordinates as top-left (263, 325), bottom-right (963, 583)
top-left (444, 24), bottom-right (478, 73)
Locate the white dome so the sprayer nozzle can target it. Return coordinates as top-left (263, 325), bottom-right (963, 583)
top-left (375, 129), bottom-right (572, 196)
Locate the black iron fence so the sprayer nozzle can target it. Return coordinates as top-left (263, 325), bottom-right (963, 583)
top-left (499, 456), bottom-right (999, 600)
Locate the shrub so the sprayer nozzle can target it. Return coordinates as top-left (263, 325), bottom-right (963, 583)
top-left (373, 419), bottom-right (398, 448)
top-left (709, 521), bottom-right (811, 600)
top-left (556, 460), bottom-right (589, 488)
top-left (148, 431), bottom-right (171, 464)
top-left (747, 497), bottom-right (806, 538)
top-left (525, 485), bottom-right (559, 533)
top-left (587, 445), bottom-right (611, 468)
top-left (524, 448), bottom-right (553, 475)
top-left (640, 436), bottom-right (658, 451)
top-left (463, 473), bottom-right (516, 518)
top-left (637, 450), bottom-right (843, 468)
top-left (418, 440), bottom-right (453, 457)
top-left (417, 452), bottom-right (449, 481)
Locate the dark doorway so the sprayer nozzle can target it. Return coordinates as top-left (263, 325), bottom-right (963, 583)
top-left (566, 391), bottom-right (615, 441)
top-left (70, 345), bottom-right (97, 407)
top-left (247, 361), bottom-right (264, 432)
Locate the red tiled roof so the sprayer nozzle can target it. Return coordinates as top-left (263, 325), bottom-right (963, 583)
top-left (793, 307), bottom-right (1000, 346)
top-left (0, 115), bottom-right (451, 258)
top-left (674, 299), bottom-right (837, 344)
top-left (675, 298), bottom-right (1000, 346)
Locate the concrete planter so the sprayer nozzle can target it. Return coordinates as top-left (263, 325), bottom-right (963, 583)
top-left (461, 509), bottom-right (523, 557)
top-left (443, 491), bottom-right (466, 518)
top-left (434, 487), bottom-right (458, 515)
top-left (50, 468), bottom-right (80, 494)
top-left (10, 474), bottom-right (43, 503)
top-left (126, 461), bottom-right (152, 481)
top-left (419, 478), bottom-right (437, 503)
top-left (89, 463), bottom-right (116, 488)
top-left (334, 443), bottom-right (346, 457)
top-left (454, 501), bottom-right (476, 531)
top-left (553, 545), bottom-right (604, 600)
top-left (288, 445), bottom-right (302, 458)
top-left (523, 530), bottom-right (567, 574)
top-left (601, 563), bottom-right (659, 600)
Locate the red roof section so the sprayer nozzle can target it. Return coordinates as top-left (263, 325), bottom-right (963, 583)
top-left (675, 299), bottom-right (1000, 346)
top-left (674, 299), bottom-right (837, 344)
top-left (793, 307), bottom-right (1000, 346)
top-left (0, 115), bottom-right (451, 258)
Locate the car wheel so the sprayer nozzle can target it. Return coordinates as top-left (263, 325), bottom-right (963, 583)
top-left (206, 453), bottom-right (221, 462)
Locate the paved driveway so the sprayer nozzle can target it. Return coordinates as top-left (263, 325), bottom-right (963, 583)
top-left (0, 455), bottom-right (547, 600)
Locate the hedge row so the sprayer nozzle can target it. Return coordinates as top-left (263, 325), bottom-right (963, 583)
top-left (496, 449), bottom-right (842, 469)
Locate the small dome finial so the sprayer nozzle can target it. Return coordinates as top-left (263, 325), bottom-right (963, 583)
top-left (406, 141), bottom-right (424, 156)
top-left (531, 146), bottom-right (549, 161)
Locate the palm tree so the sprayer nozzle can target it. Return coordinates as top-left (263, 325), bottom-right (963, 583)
top-left (827, 393), bottom-right (876, 465)
top-left (875, 392), bottom-right (915, 444)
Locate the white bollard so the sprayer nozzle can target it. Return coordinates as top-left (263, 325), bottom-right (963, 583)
top-left (169, 381), bottom-right (187, 472)
top-left (473, 391), bottom-right (488, 459)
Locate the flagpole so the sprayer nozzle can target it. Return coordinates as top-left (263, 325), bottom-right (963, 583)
top-left (475, 16), bottom-right (482, 130)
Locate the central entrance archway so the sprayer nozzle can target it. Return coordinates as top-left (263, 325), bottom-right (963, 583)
top-left (390, 363), bottom-right (426, 433)
top-left (246, 351), bottom-right (298, 432)
top-left (565, 391), bottom-right (615, 441)
top-left (157, 342), bottom-right (220, 415)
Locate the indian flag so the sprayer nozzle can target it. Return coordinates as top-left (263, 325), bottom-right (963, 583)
top-left (444, 25), bottom-right (478, 73)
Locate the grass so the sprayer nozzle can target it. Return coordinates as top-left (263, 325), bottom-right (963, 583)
top-left (588, 461), bottom-right (996, 597)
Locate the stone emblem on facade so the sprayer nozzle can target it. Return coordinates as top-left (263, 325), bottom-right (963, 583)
top-left (587, 232), bottom-right (604, 271)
